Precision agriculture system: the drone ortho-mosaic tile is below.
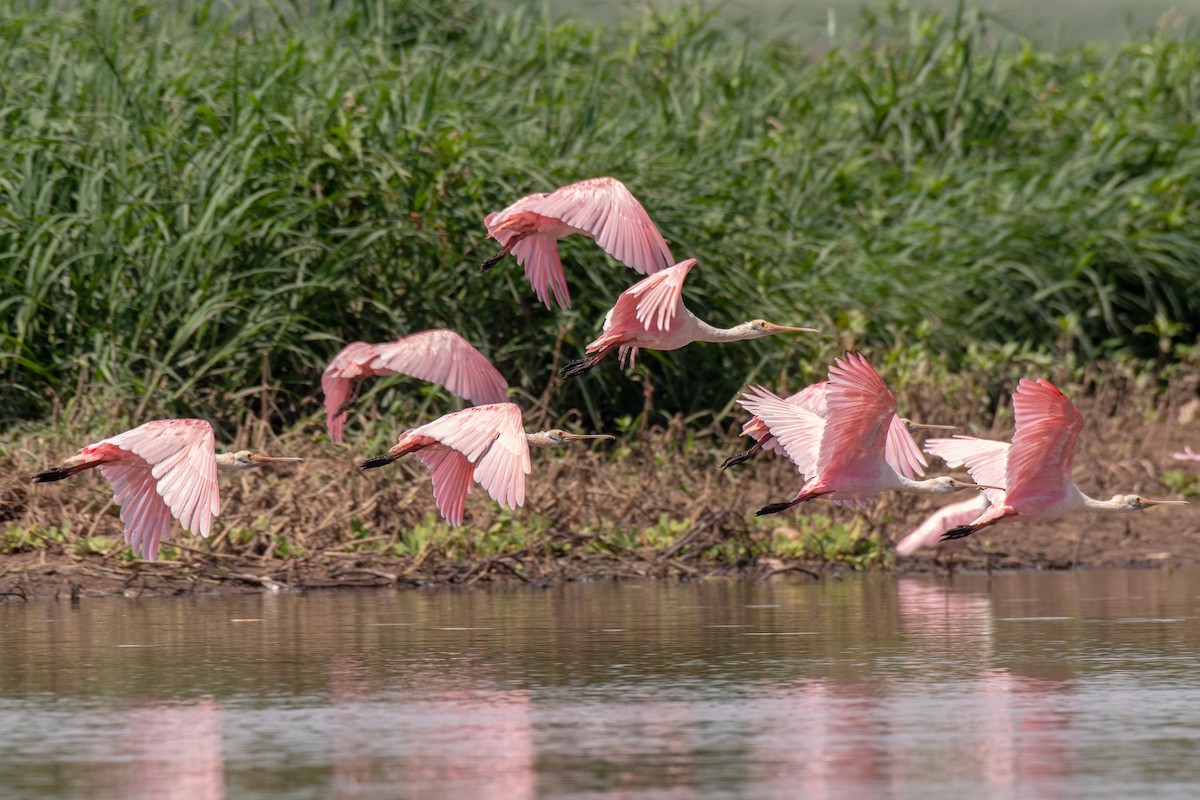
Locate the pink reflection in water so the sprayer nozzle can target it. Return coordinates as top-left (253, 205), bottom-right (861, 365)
top-left (102, 699), bottom-right (225, 800)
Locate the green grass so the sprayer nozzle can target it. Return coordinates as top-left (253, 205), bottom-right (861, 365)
top-left (3, 0), bottom-right (1199, 433)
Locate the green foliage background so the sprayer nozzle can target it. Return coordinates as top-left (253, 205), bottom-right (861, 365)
top-left (2, 0), bottom-right (1198, 434)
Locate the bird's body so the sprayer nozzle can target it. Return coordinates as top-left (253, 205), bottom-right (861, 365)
top-left (926, 379), bottom-right (1187, 540)
top-left (322, 329), bottom-right (508, 443)
top-left (738, 353), bottom-right (983, 515)
top-left (560, 259), bottom-right (816, 378)
top-left (482, 177), bottom-right (674, 310)
top-left (361, 403), bottom-right (612, 526)
top-left (894, 493), bottom-right (991, 556)
top-left (33, 419), bottom-right (302, 560)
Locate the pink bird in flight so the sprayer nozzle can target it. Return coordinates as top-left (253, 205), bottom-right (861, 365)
top-left (482, 176), bottom-right (674, 310)
top-left (322, 329), bottom-right (508, 443)
top-left (894, 493), bottom-right (990, 556)
top-left (721, 380), bottom-right (955, 470)
top-left (926, 378), bottom-right (1188, 541)
top-left (737, 352), bottom-right (987, 516)
top-left (33, 419), bottom-right (302, 560)
top-left (360, 403), bottom-right (613, 526)
top-left (560, 258), bottom-right (816, 378)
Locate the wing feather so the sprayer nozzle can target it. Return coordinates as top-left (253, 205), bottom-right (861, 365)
top-left (894, 493), bottom-right (991, 556)
top-left (736, 385), bottom-right (825, 476)
top-left (925, 435), bottom-right (1010, 503)
top-left (370, 329), bottom-right (509, 406)
top-left (415, 447), bottom-right (475, 527)
top-left (1005, 378), bottom-right (1083, 501)
top-left (817, 353), bottom-right (896, 477)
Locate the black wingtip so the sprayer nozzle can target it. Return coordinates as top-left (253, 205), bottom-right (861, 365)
top-left (757, 501), bottom-right (795, 517)
top-left (559, 359), bottom-right (594, 379)
top-left (32, 467), bottom-right (74, 484)
top-left (360, 454), bottom-right (398, 471)
top-left (941, 525), bottom-right (975, 541)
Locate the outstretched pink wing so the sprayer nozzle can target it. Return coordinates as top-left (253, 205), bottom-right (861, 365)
top-left (817, 353), bottom-right (896, 477)
top-left (408, 403), bottom-right (531, 513)
top-left (894, 493), bottom-right (990, 555)
top-left (521, 177), bottom-right (674, 276)
top-left (370, 329), bottom-right (508, 406)
top-left (509, 233), bottom-right (571, 309)
top-left (322, 342), bottom-right (379, 443)
top-left (1005, 379), bottom-right (1083, 502)
top-left (91, 419), bottom-right (220, 560)
top-left (885, 415), bottom-right (928, 480)
top-left (925, 435), bottom-right (1010, 503)
top-left (322, 331), bottom-right (509, 443)
top-left (737, 385), bottom-right (825, 477)
top-left (415, 447), bottom-right (475, 527)
top-left (626, 258), bottom-right (696, 332)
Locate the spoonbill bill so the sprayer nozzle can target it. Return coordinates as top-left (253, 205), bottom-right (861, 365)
top-left (361, 403), bottom-right (613, 526)
top-left (738, 352), bottom-right (986, 515)
top-left (322, 329), bottom-right (508, 443)
top-left (721, 380), bottom-right (956, 470)
top-left (926, 379), bottom-right (1188, 540)
top-left (559, 258), bottom-right (816, 378)
top-left (32, 419), bottom-right (303, 560)
top-left (482, 177), bottom-right (674, 310)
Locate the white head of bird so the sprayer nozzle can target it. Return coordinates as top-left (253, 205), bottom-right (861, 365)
top-left (1103, 494), bottom-right (1189, 511)
top-left (716, 319), bottom-right (818, 342)
top-left (525, 430), bottom-right (616, 449)
top-left (215, 451), bottom-right (305, 471)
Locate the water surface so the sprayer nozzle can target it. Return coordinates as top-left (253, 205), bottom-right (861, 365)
top-left (2, 569), bottom-right (1199, 798)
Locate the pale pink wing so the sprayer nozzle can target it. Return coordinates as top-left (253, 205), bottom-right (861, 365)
top-left (626, 258), bottom-right (696, 332)
top-left (925, 435), bottom-right (1010, 503)
top-left (1005, 379), bottom-right (1084, 500)
top-left (817, 353), bottom-right (896, 476)
top-left (97, 463), bottom-right (175, 561)
top-left (885, 415), bottom-right (927, 479)
top-left (97, 419), bottom-right (220, 559)
top-left (509, 233), bottom-right (570, 309)
top-left (414, 403), bottom-right (531, 511)
top-left (321, 341), bottom-right (378, 444)
top-left (743, 383), bottom-right (826, 455)
top-left (414, 446), bottom-right (475, 527)
top-left (370, 329), bottom-right (509, 406)
top-left (736, 385), bottom-right (825, 476)
top-left (894, 493), bottom-right (991, 556)
top-left (522, 177), bottom-right (674, 275)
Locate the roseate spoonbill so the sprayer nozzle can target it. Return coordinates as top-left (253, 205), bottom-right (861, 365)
top-left (894, 493), bottom-right (990, 555)
top-left (738, 352), bottom-right (986, 516)
top-left (360, 403), bottom-right (613, 526)
top-left (32, 419), bottom-right (302, 561)
top-left (721, 380), bottom-right (956, 470)
top-left (322, 329), bottom-right (508, 443)
top-left (1173, 446), bottom-right (1200, 462)
top-left (482, 176), bottom-right (674, 310)
top-left (926, 379), bottom-right (1189, 540)
top-left (559, 259), bottom-right (816, 378)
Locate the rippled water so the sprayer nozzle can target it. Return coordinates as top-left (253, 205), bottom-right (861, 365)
top-left (2, 570), bottom-right (1199, 798)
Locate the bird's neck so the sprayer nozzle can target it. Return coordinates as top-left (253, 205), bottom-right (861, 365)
top-left (215, 452), bottom-right (239, 470)
top-left (1080, 494), bottom-right (1129, 512)
top-left (693, 320), bottom-right (756, 344)
top-left (525, 432), bottom-right (558, 449)
top-left (894, 474), bottom-right (953, 495)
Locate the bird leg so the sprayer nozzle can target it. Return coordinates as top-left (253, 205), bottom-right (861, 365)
top-left (721, 440), bottom-right (763, 470)
top-left (32, 462), bottom-right (100, 483)
top-left (335, 378), bottom-right (365, 416)
top-left (941, 524), bottom-right (978, 541)
top-left (359, 453), bottom-right (401, 471)
top-left (480, 239), bottom-right (518, 272)
top-left (559, 345), bottom-right (618, 379)
top-left (757, 489), bottom-right (831, 516)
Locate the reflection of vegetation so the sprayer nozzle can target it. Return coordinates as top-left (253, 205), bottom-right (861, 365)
top-left (3, 0), bottom-right (1200, 430)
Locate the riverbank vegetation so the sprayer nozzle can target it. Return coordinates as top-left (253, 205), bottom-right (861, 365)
top-left (3, 1), bottom-right (1200, 594)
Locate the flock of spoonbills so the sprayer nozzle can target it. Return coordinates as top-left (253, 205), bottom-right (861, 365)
top-left (34, 177), bottom-right (1190, 563)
